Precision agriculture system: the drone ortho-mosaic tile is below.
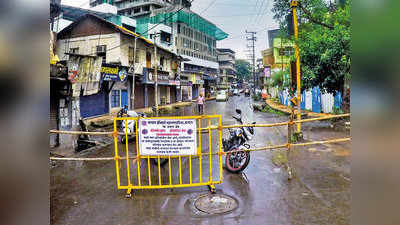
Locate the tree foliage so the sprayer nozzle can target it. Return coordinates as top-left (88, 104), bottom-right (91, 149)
top-left (272, 0), bottom-right (351, 95)
top-left (271, 68), bottom-right (291, 91)
top-left (234, 59), bottom-right (252, 81)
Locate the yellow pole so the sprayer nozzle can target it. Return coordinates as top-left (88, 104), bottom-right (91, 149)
top-left (208, 119), bottom-right (212, 182)
top-left (292, 0), bottom-right (301, 133)
top-left (125, 119), bottom-right (131, 187)
top-left (113, 118), bottom-right (121, 189)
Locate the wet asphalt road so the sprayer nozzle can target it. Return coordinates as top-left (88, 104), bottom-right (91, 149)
top-left (50, 95), bottom-right (350, 225)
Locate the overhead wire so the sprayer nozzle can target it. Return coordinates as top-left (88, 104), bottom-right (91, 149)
top-left (252, 0), bottom-right (266, 27)
top-left (245, 0), bottom-right (261, 30)
top-left (90, 0), bottom-right (196, 55)
top-left (199, 0), bottom-right (218, 15)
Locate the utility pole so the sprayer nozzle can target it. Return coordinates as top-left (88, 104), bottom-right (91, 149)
top-left (291, 0), bottom-right (302, 133)
top-left (131, 36), bottom-right (137, 110)
top-left (153, 34), bottom-right (159, 116)
top-left (245, 30), bottom-right (257, 89)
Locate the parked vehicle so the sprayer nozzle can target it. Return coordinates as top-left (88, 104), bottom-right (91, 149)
top-left (119, 110), bottom-right (145, 144)
top-left (244, 89), bottom-right (250, 97)
top-left (223, 109), bottom-right (256, 173)
top-left (216, 90), bottom-right (228, 102)
top-left (117, 109), bottom-right (168, 166)
top-left (233, 89), bottom-right (239, 96)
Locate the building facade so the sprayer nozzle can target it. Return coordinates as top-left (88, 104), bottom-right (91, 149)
top-left (217, 48), bottom-right (236, 90)
top-left (56, 14), bottom-right (182, 118)
top-left (94, 0), bottom-right (226, 100)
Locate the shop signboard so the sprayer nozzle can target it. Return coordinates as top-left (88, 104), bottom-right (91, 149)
top-left (101, 63), bottom-right (128, 82)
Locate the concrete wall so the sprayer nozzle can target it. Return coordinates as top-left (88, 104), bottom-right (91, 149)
top-left (56, 33), bottom-right (122, 64)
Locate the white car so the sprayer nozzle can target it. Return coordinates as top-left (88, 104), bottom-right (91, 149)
top-left (233, 89), bottom-right (239, 96)
top-left (216, 90), bottom-right (228, 102)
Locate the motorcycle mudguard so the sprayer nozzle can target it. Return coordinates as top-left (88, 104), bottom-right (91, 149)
top-left (228, 145), bottom-right (246, 152)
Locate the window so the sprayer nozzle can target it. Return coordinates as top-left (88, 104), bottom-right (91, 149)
top-left (160, 57), bottom-right (165, 69)
top-left (128, 47), bottom-right (139, 64)
top-left (96, 45), bottom-right (107, 64)
top-left (160, 31), bottom-right (171, 43)
top-left (177, 24), bottom-right (181, 34)
top-left (111, 90), bottom-right (120, 108)
top-left (129, 47), bottom-right (134, 63)
top-left (69, 47), bottom-right (79, 54)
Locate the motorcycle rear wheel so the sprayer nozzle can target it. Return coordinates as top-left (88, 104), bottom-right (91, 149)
top-left (225, 146), bottom-right (251, 173)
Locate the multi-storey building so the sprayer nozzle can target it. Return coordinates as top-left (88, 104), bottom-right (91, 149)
top-left (217, 48), bottom-right (236, 90)
top-left (93, 0), bottom-right (226, 100)
top-left (90, 0), bottom-right (181, 19)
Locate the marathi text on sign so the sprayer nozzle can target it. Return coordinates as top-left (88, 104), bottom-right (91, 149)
top-left (138, 119), bottom-right (197, 156)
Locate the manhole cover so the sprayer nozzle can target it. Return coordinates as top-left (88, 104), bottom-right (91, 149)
top-left (194, 194), bottom-right (238, 214)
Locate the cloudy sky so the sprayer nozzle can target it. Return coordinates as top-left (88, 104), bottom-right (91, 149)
top-left (61, 0), bottom-right (279, 60)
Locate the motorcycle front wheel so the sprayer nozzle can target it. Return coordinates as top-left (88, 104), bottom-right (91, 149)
top-left (152, 158), bottom-right (168, 167)
top-left (225, 146), bottom-right (251, 173)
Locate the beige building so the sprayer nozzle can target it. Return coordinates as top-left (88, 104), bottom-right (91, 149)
top-left (56, 14), bottom-right (182, 114)
top-left (217, 48), bottom-right (236, 90)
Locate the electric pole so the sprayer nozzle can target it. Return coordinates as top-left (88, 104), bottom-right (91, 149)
top-left (291, 0), bottom-right (301, 133)
top-left (245, 30), bottom-right (257, 89)
top-left (153, 34), bottom-right (159, 116)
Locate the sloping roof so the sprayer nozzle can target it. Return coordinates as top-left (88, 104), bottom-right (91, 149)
top-left (57, 14), bottom-right (152, 44)
top-left (57, 14), bottom-right (183, 58)
top-left (61, 4), bottom-right (113, 21)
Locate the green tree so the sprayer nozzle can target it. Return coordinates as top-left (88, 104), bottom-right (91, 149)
top-left (272, 0), bottom-right (351, 110)
top-left (234, 59), bottom-right (252, 81)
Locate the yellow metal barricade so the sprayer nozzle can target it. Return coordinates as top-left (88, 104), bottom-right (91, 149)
top-left (113, 115), bottom-right (223, 196)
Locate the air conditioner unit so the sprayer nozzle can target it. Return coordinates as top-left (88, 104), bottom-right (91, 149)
top-left (96, 45), bottom-right (106, 53)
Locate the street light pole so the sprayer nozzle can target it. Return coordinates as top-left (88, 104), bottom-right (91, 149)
top-left (153, 34), bottom-right (159, 116)
top-left (291, 0), bottom-right (302, 133)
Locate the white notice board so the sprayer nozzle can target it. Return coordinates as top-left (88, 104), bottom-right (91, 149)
top-left (138, 119), bottom-right (197, 156)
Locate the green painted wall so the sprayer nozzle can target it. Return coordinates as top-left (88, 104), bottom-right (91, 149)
top-left (272, 38), bottom-right (294, 65)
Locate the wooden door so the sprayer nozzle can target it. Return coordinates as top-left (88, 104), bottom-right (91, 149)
top-left (146, 52), bottom-right (151, 68)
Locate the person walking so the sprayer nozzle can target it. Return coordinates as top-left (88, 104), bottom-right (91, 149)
top-left (197, 93), bottom-right (205, 114)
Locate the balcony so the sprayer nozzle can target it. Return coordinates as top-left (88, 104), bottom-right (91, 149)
top-left (118, 0), bottom-right (170, 11)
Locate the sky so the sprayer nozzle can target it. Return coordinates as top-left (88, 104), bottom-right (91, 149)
top-left (61, 0), bottom-right (279, 60)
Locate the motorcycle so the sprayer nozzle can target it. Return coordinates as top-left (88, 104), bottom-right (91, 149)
top-left (119, 110), bottom-right (145, 144)
top-left (222, 109), bottom-right (256, 173)
top-left (117, 108), bottom-right (168, 166)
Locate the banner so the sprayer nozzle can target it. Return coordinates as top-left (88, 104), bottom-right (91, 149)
top-left (138, 119), bottom-right (197, 156)
top-left (264, 67), bottom-right (271, 78)
top-left (101, 63), bottom-right (128, 82)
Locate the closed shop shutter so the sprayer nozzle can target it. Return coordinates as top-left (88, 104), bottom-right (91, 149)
top-left (170, 86), bottom-right (177, 103)
top-left (80, 90), bottom-right (109, 118)
top-left (148, 86), bottom-right (155, 107)
top-left (49, 93), bottom-right (59, 147)
top-left (134, 83), bottom-right (145, 109)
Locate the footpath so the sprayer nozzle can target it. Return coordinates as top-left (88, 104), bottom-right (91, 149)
top-left (85, 97), bottom-right (216, 127)
top-left (265, 98), bottom-right (332, 118)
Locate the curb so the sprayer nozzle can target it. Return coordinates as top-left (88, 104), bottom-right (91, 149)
top-left (265, 99), bottom-right (333, 118)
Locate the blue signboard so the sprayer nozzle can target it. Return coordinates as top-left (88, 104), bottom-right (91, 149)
top-left (101, 63), bottom-right (128, 82)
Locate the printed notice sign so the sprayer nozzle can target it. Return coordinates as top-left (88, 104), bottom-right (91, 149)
top-left (138, 119), bottom-right (197, 156)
